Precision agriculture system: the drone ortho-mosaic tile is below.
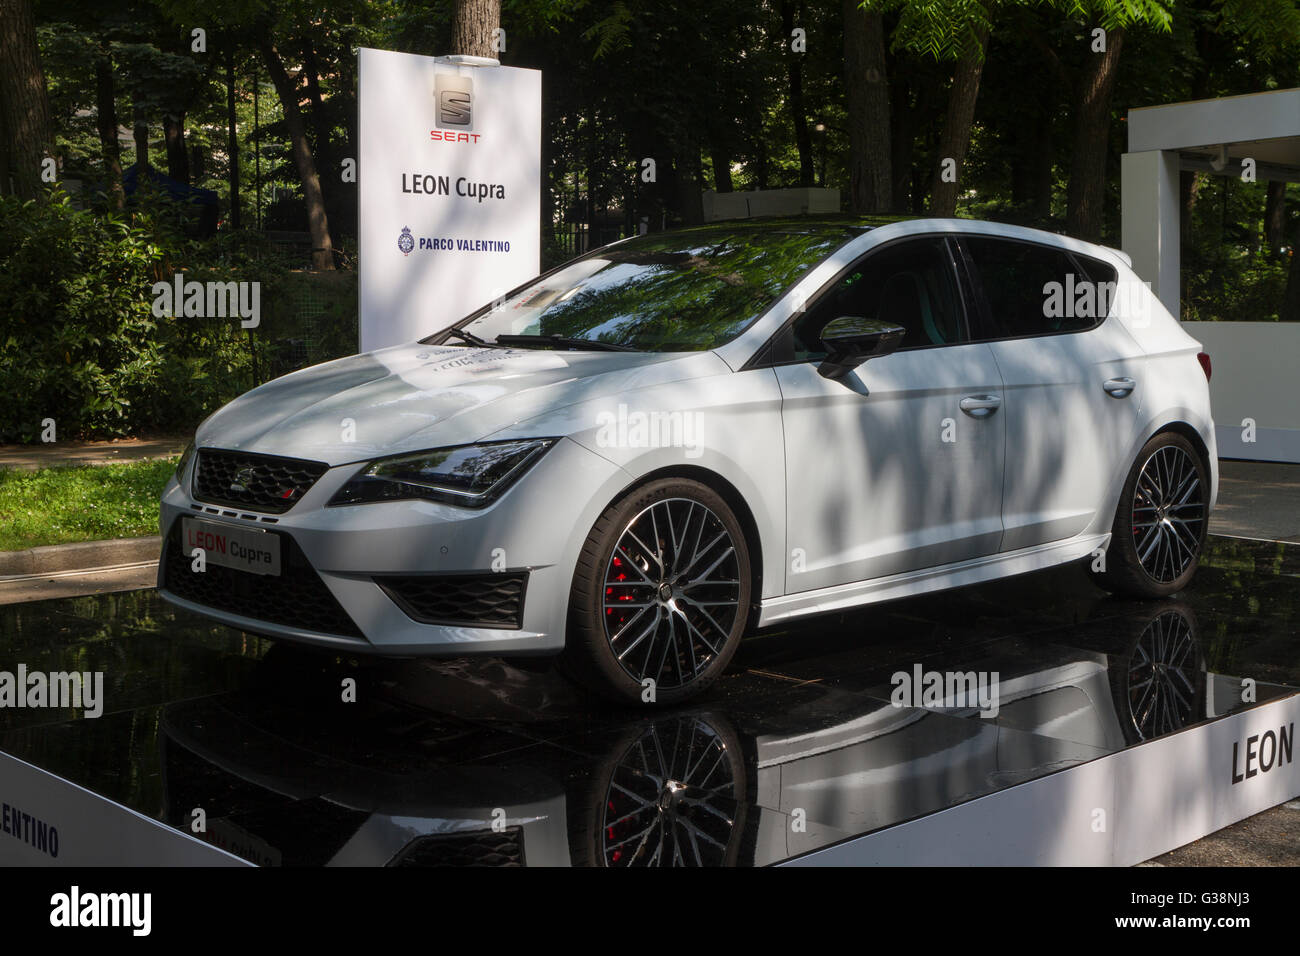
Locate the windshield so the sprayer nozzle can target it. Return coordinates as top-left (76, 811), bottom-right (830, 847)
top-left (442, 222), bottom-right (862, 352)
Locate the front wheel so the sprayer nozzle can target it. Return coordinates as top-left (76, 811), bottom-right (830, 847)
top-left (561, 479), bottom-right (752, 706)
top-left (1091, 432), bottom-right (1209, 598)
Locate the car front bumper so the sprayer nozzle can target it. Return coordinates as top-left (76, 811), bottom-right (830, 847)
top-left (157, 436), bottom-right (631, 656)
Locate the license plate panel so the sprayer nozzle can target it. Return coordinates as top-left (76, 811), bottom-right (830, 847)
top-left (181, 517), bottom-right (282, 577)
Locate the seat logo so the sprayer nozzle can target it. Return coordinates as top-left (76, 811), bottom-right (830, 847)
top-left (435, 75), bottom-right (473, 129)
top-left (230, 467), bottom-right (256, 493)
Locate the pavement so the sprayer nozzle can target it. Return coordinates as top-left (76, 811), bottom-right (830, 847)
top-left (1143, 801), bottom-right (1300, 867)
top-left (1213, 460), bottom-right (1300, 543)
top-left (0, 537), bottom-right (160, 604)
top-left (0, 437), bottom-right (186, 471)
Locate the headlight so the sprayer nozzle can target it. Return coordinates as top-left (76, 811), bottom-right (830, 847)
top-left (328, 439), bottom-right (557, 508)
top-left (175, 441), bottom-right (196, 489)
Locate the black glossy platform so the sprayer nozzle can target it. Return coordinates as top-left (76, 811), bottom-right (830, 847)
top-left (2, 535), bottom-right (1297, 866)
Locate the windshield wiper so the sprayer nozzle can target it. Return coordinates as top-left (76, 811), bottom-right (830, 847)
top-left (443, 327), bottom-right (499, 347)
top-left (493, 334), bottom-right (635, 352)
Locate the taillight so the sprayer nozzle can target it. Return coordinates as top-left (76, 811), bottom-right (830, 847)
top-left (1196, 352), bottom-right (1211, 381)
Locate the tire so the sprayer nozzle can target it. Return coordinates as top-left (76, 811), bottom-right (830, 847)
top-left (1091, 432), bottom-right (1209, 598)
top-left (560, 478), bottom-right (752, 706)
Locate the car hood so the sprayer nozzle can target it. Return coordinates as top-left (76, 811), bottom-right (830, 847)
top-left (195, 343), bottom-right (725, 465)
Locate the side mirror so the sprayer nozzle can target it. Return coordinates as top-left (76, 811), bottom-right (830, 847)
top-left (817, 316), bottom-right (906, 381)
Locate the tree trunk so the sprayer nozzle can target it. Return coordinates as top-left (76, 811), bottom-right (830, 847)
top-left (1066, 26), bottom-right (1124, 242)
top-left (889, 63), bottom-right (913, 213)
top-left (133, 98), bottom-right (149, 171)
top-left (94, 53), bottom-right (124, 209)
top-left (452, 0), bottom-right (501, 58)
top-left (671, 151), bottom-right (704, 225)
top-left (843, 1), bottom-right (891, 214)
top-left (710, 143), bottom-right (733, 192)
top-left (226, 45), bottom-right (240, 229)
top-left (0, 0), bottom-right (53, 198)
top-left (301, 42), bottom-right (337, 244)
top-left (1264, 180), bottom-right (1287, 251)
top-left (781, 0), bottom-right (813, 187)
top-left (928, 27), bottom-right (987, 218)
top-left (1282, 220), bottom-right (1300, 321)
top-left (261, 41), bottom-right (334, 270)
top-left (163, 112), bottom-right (188, 184)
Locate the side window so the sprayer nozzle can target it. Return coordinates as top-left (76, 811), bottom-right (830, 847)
top-left (1072, 253), bottom-right (1120, 306)
top-left (791, 237), bottom-right (966, 361)
top-left (962, 237), bottom-right (1104, 338)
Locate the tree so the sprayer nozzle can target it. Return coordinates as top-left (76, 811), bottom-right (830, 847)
top-left (859, 0), bottom-right (996, 217)
top-left (0, 0), bottom-right (54, 199)
top-left (453, 0), bottom-right (500, 58)
top-left (261, 40), bottom-right (334, 269)
top-left (843, 1), bottom-right (891, 213)
top-left (1063, 2), bottom-right (1173, 241)
top-left (780, 0), bottom-right (814, 186)
top-left (94, 46), bottom-right (125, 208)
top-left (927, 22), bottom-right (987, 217)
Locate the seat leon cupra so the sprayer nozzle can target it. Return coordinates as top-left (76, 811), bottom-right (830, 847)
top-left (159, 216), bottom-right (1217, 705)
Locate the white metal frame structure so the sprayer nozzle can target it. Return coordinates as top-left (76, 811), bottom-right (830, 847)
top-left (1123, 89), bottom-right (1300, 464)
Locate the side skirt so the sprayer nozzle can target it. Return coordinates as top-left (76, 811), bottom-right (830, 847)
top-left (756, 533), bottom-right (1111, 628)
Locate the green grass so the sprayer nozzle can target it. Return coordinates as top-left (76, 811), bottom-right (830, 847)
top-left (0, 458), bottom-right (178, 551)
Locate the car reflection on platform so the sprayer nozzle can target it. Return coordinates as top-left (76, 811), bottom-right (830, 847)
top-left (155, 602), bottom-right (1260, 865)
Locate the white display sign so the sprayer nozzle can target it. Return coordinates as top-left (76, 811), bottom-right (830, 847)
top-left (357, 48), bottom-right (541, 352)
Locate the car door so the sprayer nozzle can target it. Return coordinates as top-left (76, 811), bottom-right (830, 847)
top-left (955, 236), bottom-right (1147, 552)
top-left (772, 235), bottom-right (1007, 595)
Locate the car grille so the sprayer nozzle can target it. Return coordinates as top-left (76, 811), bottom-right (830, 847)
top-left (388, 828), bottom-right (524, 867)
top-left (162, 523), bottom-right (364, 639)
top-left (193, 449), bottom-right (328, 514)
top-left (377, 572), bottom-right (528, 629)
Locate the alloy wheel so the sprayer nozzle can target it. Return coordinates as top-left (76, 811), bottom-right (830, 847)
top-left (601, 497), bottom-right (743, 690)
top-left (1131, 444), bottom-right (1206, 583)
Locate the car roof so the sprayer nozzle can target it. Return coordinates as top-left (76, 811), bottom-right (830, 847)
top-left (632, 214), bottom-right (1107, 254)
top-left (618, 214), bottom-right (911, 242)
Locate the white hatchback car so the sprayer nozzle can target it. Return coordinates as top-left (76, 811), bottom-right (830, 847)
top-left (159, 217), bottom-right (1217, 704)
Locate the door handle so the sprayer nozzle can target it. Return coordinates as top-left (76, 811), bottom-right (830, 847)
top-left (959, 394), bottom-right (1001, 417)
top-left (1103, 377), bottom-right (1136, 398)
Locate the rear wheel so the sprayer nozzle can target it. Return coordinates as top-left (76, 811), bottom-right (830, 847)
top-left (561, 479), bottom-right (752, 706)
top-left (1091, 432), bottom-right (1209, 598)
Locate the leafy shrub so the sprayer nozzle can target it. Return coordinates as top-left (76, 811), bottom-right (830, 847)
top-left (0, 193), bottom-right (163, 442)
top-left (0, 193), bottom-right (359, 443)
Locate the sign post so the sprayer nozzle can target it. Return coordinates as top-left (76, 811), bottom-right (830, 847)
top-left (357, 48), bottom-right (541, 352)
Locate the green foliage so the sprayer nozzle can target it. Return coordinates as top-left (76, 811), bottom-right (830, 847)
top-left (1215, 0), bottom-right (1300, 61)
top-left (1182, 175), bottom-right (1295, 322)
top-left (0, 458), bottom-right (178, 551)
top-left (0, 193), bottom-right (359, 443)
top-left (1053, 0), bottom-right (1173, 32)
top-left (0, 194), bottom-right (164, 442)
top-left (865, 0), bottom-right (998, 60)
top-left (583, 1), bottom-right (633, 59)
